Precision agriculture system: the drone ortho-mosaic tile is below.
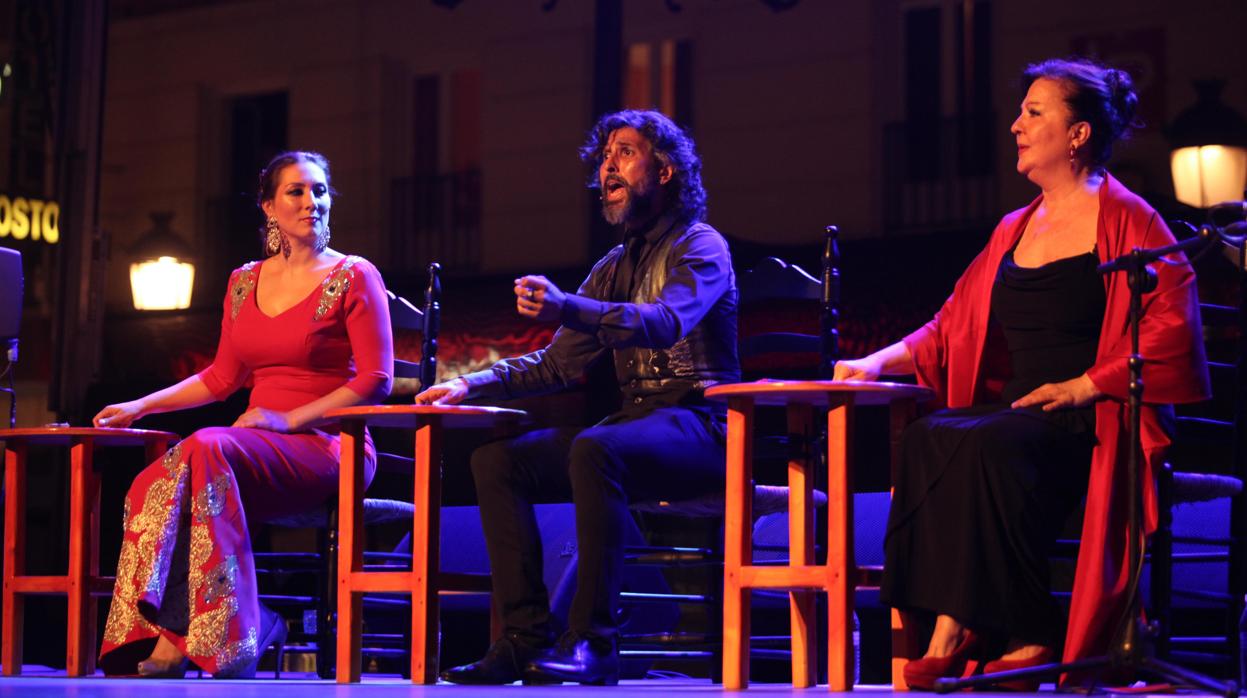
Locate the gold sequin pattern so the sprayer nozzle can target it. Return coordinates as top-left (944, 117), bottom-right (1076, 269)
top-left (194, 473), bottom-right (232, 523)
top-left (312, 256), bottom-right (361, 320)
top-left (185, 594), bottom-right (238, 658)
top-left (161, 443), bottom-right (184, 473)
top-left (188, 518), bottom-right (212, 591)
top-left (103, 527), bottom-right (156, 643)
top-left (186, 554), bottom-right (251, 674)
top-left (139, 466), bottom-right (189, 598)
top-left (229, 262), bottom-right (260, 321)
top-left (103, 444), bottom-right (189, 644)
top-left (200, 556), bottom-right (239, 606)
top-left (214, 626), bottom-right (258, 678)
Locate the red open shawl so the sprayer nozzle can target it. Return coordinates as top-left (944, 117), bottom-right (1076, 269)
top-left (901, 174), bottom-right (1210, 683)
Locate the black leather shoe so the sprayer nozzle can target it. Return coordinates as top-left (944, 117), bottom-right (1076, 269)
top-left (439, 633), bottom-right (551, 685)
top-left (523, 632), bottom-right (619, 686)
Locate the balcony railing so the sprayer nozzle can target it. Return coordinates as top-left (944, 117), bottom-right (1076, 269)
top-left (882, 113), bottom-right (998, 234)
top-left (390, 170), bottom-right (482, 274)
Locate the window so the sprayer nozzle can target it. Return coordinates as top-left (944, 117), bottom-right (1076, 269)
top-left (623, 39), bottom-right (693, 127)
top-left (395, 70), bottom-right (482, 273)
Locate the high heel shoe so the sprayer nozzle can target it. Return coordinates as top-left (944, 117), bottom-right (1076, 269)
top-left (215, 603), bottom-right (288, 679)
top-left (258, 603), bottom-right (289, 679)
top-left (903, 630), bottom-right (981, 691)
top-left (977, 646), bottom-right (1054, 691)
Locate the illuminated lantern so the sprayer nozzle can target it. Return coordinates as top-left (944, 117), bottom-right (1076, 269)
top-left (129, 212), bottom-right (195, 310)
top-left (1168, 80), bottom-right (1247, 208)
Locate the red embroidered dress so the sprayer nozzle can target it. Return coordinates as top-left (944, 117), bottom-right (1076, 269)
top-left (99, 255), bottom-right (393, 676)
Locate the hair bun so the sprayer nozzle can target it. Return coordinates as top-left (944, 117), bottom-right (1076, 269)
top-left (1106, 68), bottom-right (1139, 138)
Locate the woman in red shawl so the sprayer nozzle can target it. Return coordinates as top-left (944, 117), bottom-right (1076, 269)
top-left (835, 59), bottom-right (1208, 690)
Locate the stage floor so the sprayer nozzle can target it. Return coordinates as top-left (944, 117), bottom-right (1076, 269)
top-left (0, 670), bottom-right (1192, 698)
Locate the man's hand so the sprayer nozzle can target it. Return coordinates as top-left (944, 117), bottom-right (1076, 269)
top-left (832, 356), bottom-right (883, 382)
top-left (1012, 374), bottom-right (1102, 411)
top-left (415, 377), bottom-right (470, 405)
top-left (233, 407), bottom-right (295, 432)
top-left (515, 275), bottom-right (566, 323)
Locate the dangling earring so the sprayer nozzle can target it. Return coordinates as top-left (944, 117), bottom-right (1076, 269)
top-left (265, 216), bottom-right (291, 259)
top-left (1069, 142), bottom-right (1078, 169)
top-left (265, 216), bottom-right (282, 256)
top-left (315, 225), bottom-right (331, 253)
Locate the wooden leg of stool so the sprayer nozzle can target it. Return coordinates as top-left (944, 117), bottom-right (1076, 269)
top-left (410, 418), bottom-right (442, 684)
top-left (722, 397), bottom-right (754, 690)
top-left (788, 404), bottom-right (818, 688)
top-left (826, 400), bottom-right (855, 691)
top-left (66, 441), bottom-right (95, 676)
top-left (336, 422), bottom-right (366, 684)
top-left (2, 444), bottom-right (26, 676)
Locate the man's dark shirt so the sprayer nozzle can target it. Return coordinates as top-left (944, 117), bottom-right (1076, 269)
top-left (460, 213), bottom-right (740, 414)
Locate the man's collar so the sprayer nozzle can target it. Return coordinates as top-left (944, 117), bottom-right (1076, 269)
top-left (623, 212), bottom-right (678, 246)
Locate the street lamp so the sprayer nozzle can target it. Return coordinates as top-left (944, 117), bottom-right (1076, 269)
top-left (129, 212), bottom-right (195, 310)
top-left (1168, 80), bottom-right (1247, 208)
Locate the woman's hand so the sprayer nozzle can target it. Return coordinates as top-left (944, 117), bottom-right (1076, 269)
top-left (833, 356), bottom-right (884, 382)
top-left (515, 275), bottom-right (566, 323)
top-left (414, 377), bottom-right (469, 405)
top-left (93, 400), bottom-right (146, 428)
top-left (1012, 374), bottom-right (1102, 411)
top-left (233, 407), bottom-right (296, 432)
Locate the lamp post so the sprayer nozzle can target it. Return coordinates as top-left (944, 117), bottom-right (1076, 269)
top-left (1168, 80), bottom-right (1247, 209)
top-left (129, 212), bottom-right (195, 311)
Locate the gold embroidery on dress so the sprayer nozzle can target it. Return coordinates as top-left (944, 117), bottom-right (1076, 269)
top-left (194, 473), bottom-right (232, 523)
top-left (229, 262), bottom-right (260, 321)
top-left (140, 466), bottom-right (189, 598)
top-left (103, 444), bottom-right (189, 644)
top-left (215, 626), bottom-right (258, 677)
top-left (200, 556), bottom-right (239, 606)
top-left (161, 443), bottom-right (184, 473)
top-left (312, 256), bottom-right (361, 321)
top-left (188, 522), bottom-right (212, 589)
top-left (103, 528), bottom-right (155, 643)
top-left (186, 554), bottom-right (250, 673)
top-left (185, 594), bottom-right (237, 659)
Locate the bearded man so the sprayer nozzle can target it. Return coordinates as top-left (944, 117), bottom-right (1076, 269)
top-left (418, 109), bottom-right (739, 686)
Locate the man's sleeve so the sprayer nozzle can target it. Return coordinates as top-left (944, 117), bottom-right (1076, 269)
top-left (557, 228), bottom-right (732, 350)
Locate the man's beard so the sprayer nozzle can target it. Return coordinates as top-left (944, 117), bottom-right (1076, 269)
top-left (601, 179), bottom-right (657, 226)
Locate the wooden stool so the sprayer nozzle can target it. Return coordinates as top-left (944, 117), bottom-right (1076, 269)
top-left (0, 427), bottom-right (178, 677)
top-left (327, 404), bottom-right (527, 684)
top-left (704, 380), bottom-right (932, 691)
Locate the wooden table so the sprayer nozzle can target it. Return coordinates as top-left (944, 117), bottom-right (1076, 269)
top-left (0, 427), bottom-right (179, 677)
top-left (326, 404), bottom-right (528, 684)
top-left (704, 380), bottom-right (933, 691)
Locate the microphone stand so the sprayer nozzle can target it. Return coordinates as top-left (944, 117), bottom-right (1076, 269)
top-left (934, 222), bottom-right (1244, 697)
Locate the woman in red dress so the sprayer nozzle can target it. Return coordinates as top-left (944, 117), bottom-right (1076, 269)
top-left (92, 151), bottom-right (394, 678)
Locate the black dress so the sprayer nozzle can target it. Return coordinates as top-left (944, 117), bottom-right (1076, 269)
top-left (879, 248), bottom-right (1106, 644)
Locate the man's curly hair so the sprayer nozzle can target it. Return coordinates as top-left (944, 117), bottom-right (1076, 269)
top-left (579, 110), bottom-right (707, 224)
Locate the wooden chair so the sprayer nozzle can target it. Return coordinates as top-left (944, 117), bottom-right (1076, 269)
top-left (261, 263), bottom-right (444, 678)
top-left (616, 227), bottom-right (843, 678)
top-left (1151, 277), bottom-right (1246, 673)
